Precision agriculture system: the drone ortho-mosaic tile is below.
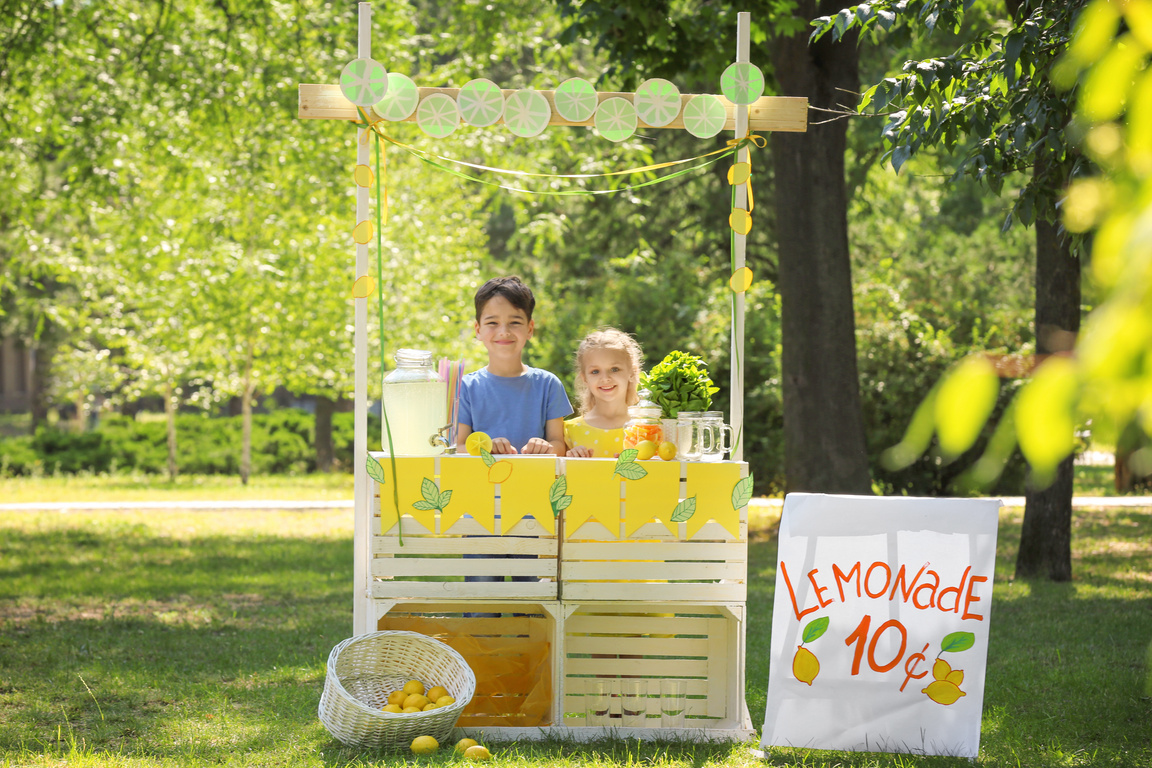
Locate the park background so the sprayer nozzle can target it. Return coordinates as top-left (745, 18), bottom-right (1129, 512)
top-left (2, 0), bottom-right (1151, 766)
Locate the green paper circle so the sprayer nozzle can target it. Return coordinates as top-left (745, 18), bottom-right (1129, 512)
top-left (457, 78), bottom-right (505, 127)
top-left (503, 90), bottom-right (551, 137)
top-left (554, 77), bottom-right (598, 123)
top-left (594, 96), bottom-right (637, 142)
top-left (683, 94), bottom-right (728, 138)
top-left (340, 58), bottom-right (389, 107)
top-left (417, 92), bottom-right (460, 138)
top-left (720, 62), bottom-right (765, 105)
top-left (634, 78), bottom-right (681, 127)
top-left (373, 73), bottom-right (419, 121)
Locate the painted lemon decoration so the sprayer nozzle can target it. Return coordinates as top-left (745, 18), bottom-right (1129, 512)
top-left (410, 735), bottom-right (439, 754)
top-left (488, 460), bottom-right (513, 484)
top-left (792, 645), bottom-right (820, 686)
top-left (466, 431), bottom-right (493, 455)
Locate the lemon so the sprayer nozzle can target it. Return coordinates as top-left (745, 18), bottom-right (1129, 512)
top-left (435, 695), bottom-right (455, 707)
top-left (422, 702), bottom-right (440, 711)
top-left (427, 685), bottom-right (449, 702)
top-left (792, 645), bottom-right (820, 686)
top-left (635, 440), bottom-right (659, 460)
top-left (922, 680), bottom-right (966, 705)
top-left (403, 679), bottom-right (426, 696)
top-left (455, 738), bottom-right (479, 754)
top-left (657, 441), bottom-right (678, 461)
top-left (387, 690), bottom-right (408, 707)
top-left (463, 745), bottom-right (492, 760)
top-left (402, 706), bottom-right (423, 713)
top-left (381, 703), bottom-right (403, 714)
top-left (410, 735), bottom-right (439, 754)
top-left (465, 431), bottom-right (493, 456)
top-left (403, 693), bottom-right (430, 710)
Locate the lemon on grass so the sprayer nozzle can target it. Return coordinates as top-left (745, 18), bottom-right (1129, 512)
top-left (464, 745), bottom-right (492, 760)
top-left (410, 735), bottom-right (439, 755)
top-left (455, 738), bottom-right (479, 754)
top-left (465, 431), bottom-right (492, 455)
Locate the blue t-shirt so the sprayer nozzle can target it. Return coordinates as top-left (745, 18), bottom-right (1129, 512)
top-left (458, 366), bottom-right (572, 451)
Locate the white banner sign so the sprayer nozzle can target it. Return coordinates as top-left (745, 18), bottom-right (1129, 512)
top-left (762, 493), bottom-right (1000, 758)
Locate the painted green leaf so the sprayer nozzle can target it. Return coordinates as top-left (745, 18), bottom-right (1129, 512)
top-left (421, 477), bottom-right (439, 504)
top-left (941, 631), bottom-right (976, 654)
top-left (365, 457), bottom-right (386, 484)
top-left (802, 616), bottom-right (830, 644)
top-left (550, 476), bottom-right (568, 503)
top-left (437, 490), bottom-right (452, 509)
top-left (670, 497), bottom-right (696, 522)
top-left (618, 448), bottom-right (639, 464)
top-left (615, 461), bottom-right (648, 481)
top-left (412, 500), bottom-right (436, 511)
top-left (481, 448), bottom-right (496, 468)
top-left (731, 474), bottom-right (755, 510)
top-left (552, 495), bottom-right (572, 515)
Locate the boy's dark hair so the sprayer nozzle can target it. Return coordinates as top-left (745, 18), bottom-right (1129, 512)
top-left (474, 275), bottom-right (536, 321)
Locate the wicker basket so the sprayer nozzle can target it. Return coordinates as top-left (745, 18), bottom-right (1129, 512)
top-left (319, 630), bottom-right (476, 749)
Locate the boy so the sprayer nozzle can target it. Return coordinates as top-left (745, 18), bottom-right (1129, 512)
top-left (455, 276), bottom-right (571, 455)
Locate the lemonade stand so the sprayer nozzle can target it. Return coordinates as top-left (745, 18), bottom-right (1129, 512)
top-left (299, 3), bottom-right (807, 741)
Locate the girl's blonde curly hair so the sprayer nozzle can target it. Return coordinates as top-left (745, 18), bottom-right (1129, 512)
top-left (573, 327), bottom-right (644, 415)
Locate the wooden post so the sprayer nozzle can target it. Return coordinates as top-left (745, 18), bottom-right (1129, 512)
top-left (730, 12), bottom-right (749, 463)
top-left (352, 0), bottom-right (372, 637)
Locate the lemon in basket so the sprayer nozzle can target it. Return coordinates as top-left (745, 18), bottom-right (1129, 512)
top-left (436, 695), bottom-right (455, 707)
top-left (382, 703), bottom-right (403, 714)
top-left (410, 735), bottom-right (439, 754)
top-left (465, 431), bottom-right (493, 455)
top-left (403, 679), bottom-right (426, 696)
top-left (427, 685), bottom-right (449, 702)
top-left (455, 738), bottom-right (479, 754)
top-left (403, 693), bottom-right (430, 709)
top-left (387, 690), bottom-right (408, 707)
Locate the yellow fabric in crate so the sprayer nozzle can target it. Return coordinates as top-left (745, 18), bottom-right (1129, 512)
top-left (685, 462), bottom-right (743, 539)
top-left (438, 455), bottom-right (496, 532)
top-left (500, 456), bottom-right (557, 534)
top-left (564, 460), bottom-right (621, 537)
top-left (376, 457), bottom-right (436, 533)
top-left (622, 460), bottom-right (681, 537)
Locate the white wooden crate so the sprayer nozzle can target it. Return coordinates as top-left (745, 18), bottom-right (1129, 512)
top-left (374, 600), bottom-right (561, 728)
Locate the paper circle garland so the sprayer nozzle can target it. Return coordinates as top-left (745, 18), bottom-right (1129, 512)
top-left (683, 94), bottom-right (728, 138)
top-left (353, 164), bottom-right (375, 188)
top-left (634, 78), bottom-right (681, 127)
top-left (554, 77), bottom-right (598, 122)
top-left (720, 62), bottom-right (765, 105)
top-left (373, 72), bottom-right (419, 121)
top-left (457, 79), bottom-right (505, 127)
top-left (503, 90), bottom-right (551, 137)
top-left (594, 97), bottom-right (638, 142)
top-left (417, 92), bottom-right (460, 138)
top-left (729, 267), bottom-right (754, 293)
top-left (729, 208), bottom-right (752, 235)
top-left (340, 58), bottom-right (389, 106)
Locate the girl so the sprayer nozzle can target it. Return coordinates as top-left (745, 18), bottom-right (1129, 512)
top-left (565, 328), bottom-right (643, 458)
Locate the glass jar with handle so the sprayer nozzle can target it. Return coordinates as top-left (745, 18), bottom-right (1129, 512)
top-left (698, 411), bottom-right (733, 462)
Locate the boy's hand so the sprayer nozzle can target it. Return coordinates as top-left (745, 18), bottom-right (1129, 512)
top-left (566, 445), bottom-right (593, 458)
top-left (490, 437), bottom-right (518, 454)
top-left (521, 437), bottom-right (556, 455)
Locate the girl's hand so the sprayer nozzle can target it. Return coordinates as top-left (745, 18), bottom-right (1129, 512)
top-left (521, 437), bottom-right (556, 455)
top-left (490, 437), bottom-right (518, 454)
top-left (566, 445), bottom-right (593, 458)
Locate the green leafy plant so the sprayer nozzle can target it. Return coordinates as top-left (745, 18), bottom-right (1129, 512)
top-left (640, 350), bottom-right (720, 419)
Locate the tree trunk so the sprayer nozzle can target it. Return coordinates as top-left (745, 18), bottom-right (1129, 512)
top-left (769, 0), bottom-right (872, 494)
top-left (1016, 214), bottom-right (1079, 581)
top-left (315, 394), bottom-right (335, 473)
top-left (28, 341), bottom-right (52, 431)
top-left (165, 379), bottom-right (178, 482)
top-left (240, 343), bottom-right (254, 486)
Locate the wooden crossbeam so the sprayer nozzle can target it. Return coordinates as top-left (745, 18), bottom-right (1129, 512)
top-left (298, 83), bottom-right (808, 133)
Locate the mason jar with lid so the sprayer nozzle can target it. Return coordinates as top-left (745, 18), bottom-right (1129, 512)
top-left (380, 348), bottom-right (449, 456)
top-left (623, 400), bottom-right (664, 450)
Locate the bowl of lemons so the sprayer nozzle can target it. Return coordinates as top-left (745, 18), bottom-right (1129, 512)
top-left (319, 630), bottom-right (476, 749)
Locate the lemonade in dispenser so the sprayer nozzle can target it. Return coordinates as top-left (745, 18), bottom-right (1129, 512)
top-left (380, 348), bottom-right (449, 456)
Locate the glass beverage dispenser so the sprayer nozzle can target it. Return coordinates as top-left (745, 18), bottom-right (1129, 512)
top-left (380, 348), bottom-right (449, 456)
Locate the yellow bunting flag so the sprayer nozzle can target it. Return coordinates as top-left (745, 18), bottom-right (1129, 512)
top-left (729, 267), bottom-right (753, 293)
top-left (351, 274), bottom-right (375, 298)
top-left (729, 208), bottom-right (752, 235)
top-left (438, 455), bottom-right (496, 533)
top-left (352, 219), bottom-right (374, 244)
top-left (623, 460), bottom-right (681, 537)
top-left (376, 457), bottom-right (436, 534)
top-left (499, 456), bottom-right (558, 534)
top-left (353, 163), bottom-right (375, 188)
top-left (685, 462), bottom-right (743, 539)
top-left (564, 460), bottom-right (622, 538)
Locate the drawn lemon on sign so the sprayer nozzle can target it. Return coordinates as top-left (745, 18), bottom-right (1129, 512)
top-left (792, 616), bottom-right (828, 686)
top-left (923, 658), bottom-right (966, 705)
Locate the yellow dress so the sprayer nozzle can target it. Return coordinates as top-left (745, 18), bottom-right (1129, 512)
top-left (563, 416), bottom-right (624, 458)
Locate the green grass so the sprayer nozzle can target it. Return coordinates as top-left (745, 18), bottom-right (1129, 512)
top-left (1, 505), bottom-right (1149, 766)
top-left (0, 472), bottom-right (354, 504)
